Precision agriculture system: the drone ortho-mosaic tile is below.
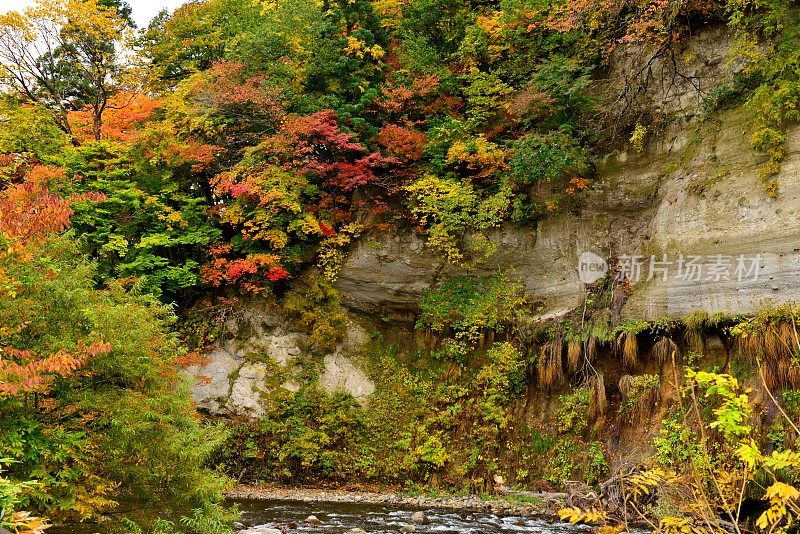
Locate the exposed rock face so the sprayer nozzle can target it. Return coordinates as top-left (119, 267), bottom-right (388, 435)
top-left (185, 310), bottom-right (374, 417)
top-left (319, 325), bottom-right (375, 403)
top-left (186, 347), bottom-right (267, 418)
top-left (599, 24), bottom-right (746, 123)
top-left (188, 26), bottom-right (799, 424)
top-left (334, 25), bottom-right (800, 322)
top-left (337, 114), bottom-right (800, 321)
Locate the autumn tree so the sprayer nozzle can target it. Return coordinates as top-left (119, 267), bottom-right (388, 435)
top-left (140, 0), bottom-right (259, 87)
top-left (0, 0), bottom-right (131, 143)
top-left (0, 165), bottom-right (231, 528)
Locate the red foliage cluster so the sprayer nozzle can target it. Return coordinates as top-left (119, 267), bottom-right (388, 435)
top-left (69, 92), bottom-right (162, 143)
top-left (161, 138), bottom-right (220, 173)
top-left (314, 192), bottom-right (355, 224)
top-left (0, 164), bottom-right (104, 262)
top-left (507, 85), bottom-right (557, 121)
top-left (565, 176), bottom-right (591, 194)
top-left (319, 222), bottom-right (337, 238)
top-left (0, 166), bottom-right (75, 246)
top-left (259, 109), bottom-right (396, 191)
top-left (194, 61), bottom-right (284, 117)
top-left (549, 0), bottom-right (719, 45)
top-left (376, 123), bottom-right (427, 161)
top-left (378, 74), bottom-right (441, 115)
top-left (201, 243), bottom-right (289, 292)
top-left (175, 351), bottom-right (212, 368)
top-left (266, 265), bottom-right (290, 282)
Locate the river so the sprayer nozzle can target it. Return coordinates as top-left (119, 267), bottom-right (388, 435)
top-left (232, 498), bottom-right (608, 534)
top-left (48, 497), bottom-right (642, 532)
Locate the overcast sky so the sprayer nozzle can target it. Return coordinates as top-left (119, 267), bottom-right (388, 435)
top-left (0, 0), bottom-right (187, 28)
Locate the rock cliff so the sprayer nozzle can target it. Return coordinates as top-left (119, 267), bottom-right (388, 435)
top-left (337, 113), bottom-right (800, 321)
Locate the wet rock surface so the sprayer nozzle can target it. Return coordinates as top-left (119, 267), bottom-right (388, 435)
top-left (226, 486), bottom-right (565, 518)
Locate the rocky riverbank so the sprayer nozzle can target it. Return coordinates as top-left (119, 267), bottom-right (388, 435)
top-left (225, 485), bottom-right (568, 519)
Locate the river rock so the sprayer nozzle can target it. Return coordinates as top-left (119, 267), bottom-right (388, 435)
top-left (400, 524), bottom-right (416, 533)
top-left (347, 529), bottom-right (367, 534)
top-left (240, 528), bottom-right (283, 534)
top-left (410, 511), bottom-right (429, 525)
top-left (304, 515), bottom-right (322, 525)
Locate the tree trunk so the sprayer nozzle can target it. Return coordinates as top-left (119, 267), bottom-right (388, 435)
top-left (93, 111), bottom-right (102, 141)
top-left (53, 110), bottom-right (81, 146)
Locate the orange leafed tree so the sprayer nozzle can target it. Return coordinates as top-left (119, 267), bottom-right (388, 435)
top-left (0, 166), bottom-right (74, 247)
top-left (68, 92), bottom-right (162, 143)
top-left (0, 341), bottom-right (112, 397)
top-left (0, 165), bottom-right (109, 396)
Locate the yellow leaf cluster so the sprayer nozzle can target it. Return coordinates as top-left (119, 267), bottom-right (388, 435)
top-left (344, 36), bottom-right (385, 60)
top-left (754, 482), bottom-right (800, 530)
top-left (558, 506), bottom-right (608, 525)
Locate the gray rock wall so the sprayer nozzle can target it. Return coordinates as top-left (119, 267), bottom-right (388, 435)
top-left (186, 25), bottom-right (800, 416)
top-left (337, 112), bottom-right (800, 321)
top-left (185, 308), bottom-right (374, 418)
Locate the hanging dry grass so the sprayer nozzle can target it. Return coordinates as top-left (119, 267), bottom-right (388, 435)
top-left (618, 374), bottom-right (633, 400)
top-left (760, 358), bottom-right (792, 391)
top-left (742, 323), bottom-right (794, 359)
top-left (682, 311), bottom-right (708, 354)
top-left (567, 340), bottom-right (582, 374)
top-left (765, 325), bottom-right (788, 359)
top-left (620, 332), bottom-right (639, 369)
top-left (585, 335), bottom-right (598, 362)
top-left (652, 336), bottom-right (678, 365)
top-left (738, 321), bottom-right (800, 390)
top-left (737, 334), bottom-right (760, 360)
top-left (619, 374), bottom-right (661, 425)
top-left (684, 329), bottom-right (705, 355)
top-left (537, 340), bottom-right (564, 390)
top-left (789, 364), bottom-right (800, 390)
top-left (588, 373), bottom-right (607, 420)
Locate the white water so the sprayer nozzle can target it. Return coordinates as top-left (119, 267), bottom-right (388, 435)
top-left (232, 499), bottom-right (635, 533)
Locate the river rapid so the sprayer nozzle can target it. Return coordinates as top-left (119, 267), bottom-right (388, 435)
top-left (232, 498), bottom-right (625, 534)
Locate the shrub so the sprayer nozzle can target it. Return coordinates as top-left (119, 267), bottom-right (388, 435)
top-left (417, 274), bottom-right (525, 342)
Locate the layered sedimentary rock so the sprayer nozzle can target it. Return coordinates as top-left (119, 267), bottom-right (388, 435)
top-left (337, 114), bottom-right (800, 321)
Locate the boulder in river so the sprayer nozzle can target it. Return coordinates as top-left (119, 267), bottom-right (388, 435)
top-left (410, 511), bottom-right (429, 525)
top-left (400, 524), bottom-right (416, 533)
top-left (304, 515), bottom-right (323, 525)
top-left (347, 529), bottom-right (367, 534)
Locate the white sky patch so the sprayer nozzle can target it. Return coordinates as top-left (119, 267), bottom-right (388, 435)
top-left (0, 0), bottom-right (187, 29)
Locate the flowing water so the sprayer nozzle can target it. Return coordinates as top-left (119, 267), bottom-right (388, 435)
top-left (48, 498), bottom-right (646, 532)
top-left (232, 499), bottom-right (614, 534)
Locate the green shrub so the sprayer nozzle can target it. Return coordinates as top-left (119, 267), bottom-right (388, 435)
top-left (510, 131), bottom-right (591, 186)
top-left (557, 387), bottom-right (590, 435)
top-left (417, 274), bottom-right (525, 341)
top-left (257, 386), bottom-right (365, 481)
